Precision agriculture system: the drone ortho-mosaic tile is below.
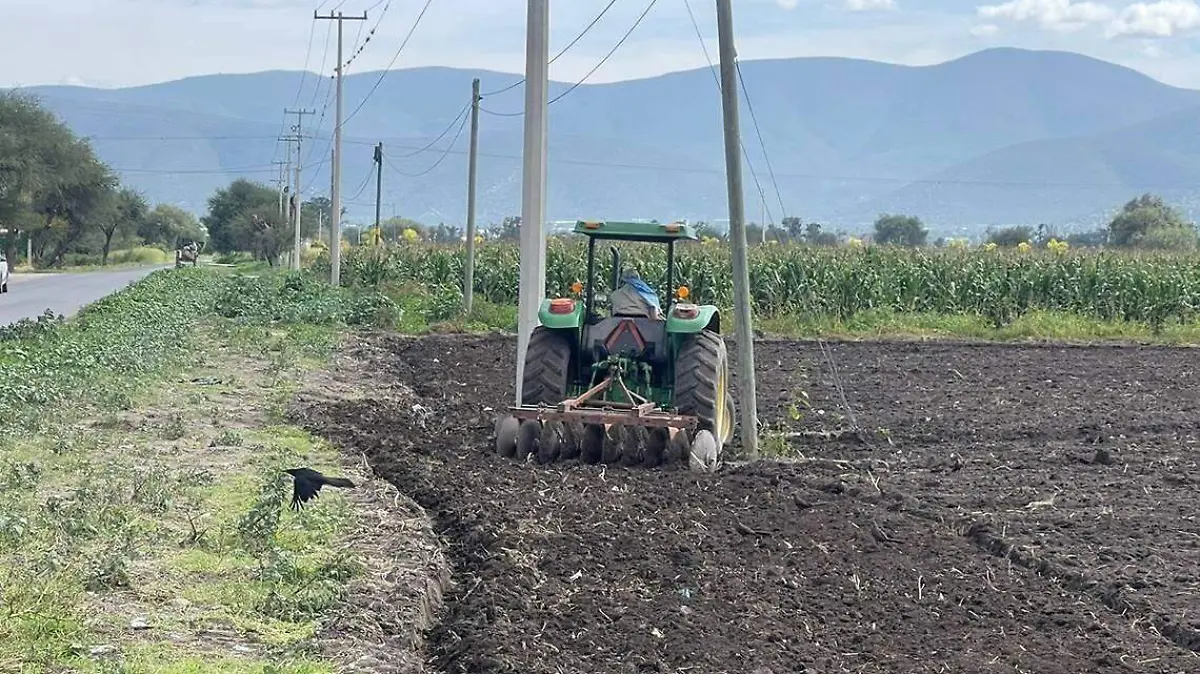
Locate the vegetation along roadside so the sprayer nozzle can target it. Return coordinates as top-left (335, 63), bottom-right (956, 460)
top-left (0, 265), bottom-right (428, 673)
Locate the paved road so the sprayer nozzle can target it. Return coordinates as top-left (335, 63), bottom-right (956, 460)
top-left (0, 266), bottom-right (169, 326)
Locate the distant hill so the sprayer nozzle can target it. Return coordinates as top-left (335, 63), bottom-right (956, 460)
top-left (13, 47), bottom-right (1200, 235)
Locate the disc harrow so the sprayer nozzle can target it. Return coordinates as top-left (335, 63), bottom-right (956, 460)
top-left (494, 369), bottom-right (721, 472)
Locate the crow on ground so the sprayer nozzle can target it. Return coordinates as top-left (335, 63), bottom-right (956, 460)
top-left (284, 467), bottom-right (355, 510)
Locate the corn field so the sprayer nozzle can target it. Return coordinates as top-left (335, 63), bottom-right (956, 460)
top-left (324, 240), bottom-right (1200, 328)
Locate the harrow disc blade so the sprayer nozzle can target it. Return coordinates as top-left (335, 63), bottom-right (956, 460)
top-left (601, 424), bottom-right (624, 464)
top-left (688, 429), bottom-right (719, 473)
top-left (644, 428), bottom-right (668, 468)
top-left (515, 420), bottom-right (540, 461)
top-left (559, 422), bottom-right (583, 461)
top-left (581, 424), bottom-right (605, 464)
top-left (621, 426), bottom-right (648, 467)
top-left (668, 429), bottom-right (691, 464)
top-left (494, 415), bottom-right (519, 458)
top-left (537, 420), bottom-right (564, 464)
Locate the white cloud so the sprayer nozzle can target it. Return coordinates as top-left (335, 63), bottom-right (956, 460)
top-left (1107, 0), bottom-right (1200, 38)
top-left (978, 0), bottom-right (1114, 32)
top-left (776, 0), bottom-right (799, 8)
top-left (970, 23), bottom-right (1001, 36)
top-left (841, 0), bottom-right (897, 9)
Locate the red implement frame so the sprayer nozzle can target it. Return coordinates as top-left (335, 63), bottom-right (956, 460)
top-left (509, 372), bottom-right (698, 430)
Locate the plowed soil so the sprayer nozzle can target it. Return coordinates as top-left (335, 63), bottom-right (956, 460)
top-left (293, 334), bottom-right (1200, 674)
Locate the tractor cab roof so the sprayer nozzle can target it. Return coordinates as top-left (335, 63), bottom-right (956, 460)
top-left (572, 219), bottom-right (699, 243)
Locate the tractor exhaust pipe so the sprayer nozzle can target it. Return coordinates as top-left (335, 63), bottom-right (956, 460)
top-left (610, 245), bottom-right (621, 291)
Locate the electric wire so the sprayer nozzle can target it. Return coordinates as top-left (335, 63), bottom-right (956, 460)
top-left (480, 0), bottom-right (621, 97)
top-left (383, 107), bottom-right (469, 177)
top-left (736, 59), bottom-right (787, 223)
top-left (342, 0), bottom-right (394, 71)
top-left (481, 0), bottom-right (660, 117)
top-left (681, 0), bottom-right (774, 225)
top-left (341, 0), bottom-right (436, 127)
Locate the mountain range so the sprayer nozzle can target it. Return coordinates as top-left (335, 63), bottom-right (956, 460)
top-left (14, 47), bottom-right (1200, 237)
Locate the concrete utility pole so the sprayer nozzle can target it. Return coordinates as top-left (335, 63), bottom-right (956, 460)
top-left (515, 0), bottom-right (550, 404)
top-left (330, 146), bottom-right (335, 248)
top-left (715, 0), bottom-right (759, 458)
top-left (272, 159), bottom-right (289, 220)
top-left (285, 108), bottom-right (314, 270)
top-left (315, 9), bottom-right (367, 285)
top-left (464, 78), bottom-right (481, 315)
top-left (373, 142), bottom-right (383, 239)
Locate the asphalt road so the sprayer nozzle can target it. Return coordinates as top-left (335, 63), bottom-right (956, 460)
top-left (0, 266), bottom-right (169, 326)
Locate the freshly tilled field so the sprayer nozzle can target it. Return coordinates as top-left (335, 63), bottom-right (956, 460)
top-left (295, 333), bottom-right (1200, 674)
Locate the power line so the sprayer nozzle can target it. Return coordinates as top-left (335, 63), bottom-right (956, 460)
top-left (343, 0), bottom-right (394, 71)
top-left (383, 108), bottom-right (469, 177)
top-left (105, 143), bottom-right (1200, 189)
top-left (391, 102), bottom-right (471, 158)
top-left (342, 0), bottom-right (437, 127)
top-left (308, 24), bottom-right (335, 110)
top-left (346, 162), bottom-right (377, 201)
top-left (681, 0), bottom-right (773, 224)
top-left (736, 59), bottom-right (787, 223)
top-left (481, 0), bottom-right (660, 116)
top-left (480, 0), bottom-right (621, 97)
top-left (344, 16), bottom-right (369, 69)
top-left (109, 156), bottom-right (332, 177)
top-left (549, 0), bottom-right (658, 105)
top-left (290, 19), bottom-right (321, 110)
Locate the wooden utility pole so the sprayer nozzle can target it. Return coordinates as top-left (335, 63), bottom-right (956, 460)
top-left (715, 0), bottom-right (759, 458)
top-left (315, 9), bottom-right (367, 285)
top-left (464, 78), bottom-right (481, 315)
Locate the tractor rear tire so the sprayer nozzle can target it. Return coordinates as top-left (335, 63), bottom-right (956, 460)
top-left (521, 326), bottom-right (573, 406)
top-left (673, 330), bottom-right (734, 449)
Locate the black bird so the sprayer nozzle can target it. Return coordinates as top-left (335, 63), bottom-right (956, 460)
top-left (284, 467), bottom-right (355, 510)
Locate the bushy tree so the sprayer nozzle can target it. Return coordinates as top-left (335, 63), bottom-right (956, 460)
top-left (1107, 193), bottom-right (1198, 249)
top-left (0, 92), bottom-right (192, 267)
top-left (141, 204), bottom-right (207, 251)
top-left (986, 225), bottom-right (1034, 248)
top-left (873, 213), bottom-right (928, 247)
top-left (201, 179), bottom-right (280, 257)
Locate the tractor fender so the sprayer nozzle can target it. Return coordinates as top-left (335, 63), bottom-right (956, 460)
top-left (537, 297), bottom-right (586, 329)
top-left (666, 304), bottom-right (719, 334)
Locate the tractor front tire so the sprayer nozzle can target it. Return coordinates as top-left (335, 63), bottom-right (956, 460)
top-left (673, 330), bottom-right (734, 450)
top-left (521, 327), bottom-right (573, 406)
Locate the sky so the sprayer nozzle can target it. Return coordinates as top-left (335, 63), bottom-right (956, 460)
top-left (5, 0), bottom-right (1200, 89)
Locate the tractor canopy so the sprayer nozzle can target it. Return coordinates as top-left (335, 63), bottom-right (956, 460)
top-left (572, 219), bottom-right (700, 243)
top-left (536, 218), bottom-right (717, 335)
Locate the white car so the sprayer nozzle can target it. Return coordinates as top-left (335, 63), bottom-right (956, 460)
top-left (0, 255), bottom-right (8, 293)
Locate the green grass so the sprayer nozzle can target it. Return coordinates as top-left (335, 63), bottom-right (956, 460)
top-left (757, 308), bottom-right (1200, 344)
top-left (0, 266), bottom-right (391, 673)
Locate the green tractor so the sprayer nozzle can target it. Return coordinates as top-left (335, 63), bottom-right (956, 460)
top-left (494, 219), bottom-right (735, 472)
